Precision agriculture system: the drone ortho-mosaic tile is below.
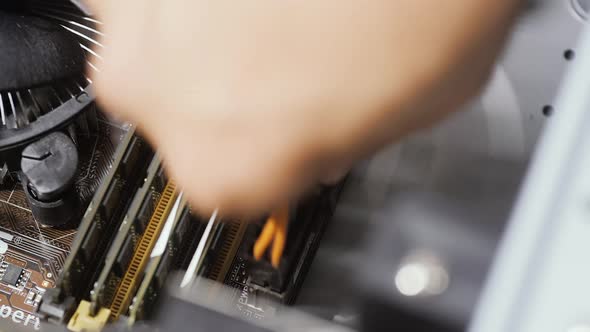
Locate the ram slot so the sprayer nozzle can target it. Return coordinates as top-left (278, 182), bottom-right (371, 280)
top-left (180, 210), bottom-right (223, 289)
top-left (127, 199), bottom-right (199, 325)
top-left (39, 127), bottom-right (154, 325)
top-left (109, 181), bottom-right (178, 321)
top-left (205, 221), bottom-right (248, 283)
top-left (67, 159), bottom-right (167, 332)
top-left (87, 156), bottom-right (164, 316)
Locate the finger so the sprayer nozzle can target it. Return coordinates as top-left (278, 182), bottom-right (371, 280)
top-left (150, 113), bottom-right (316, 217)
top-left (270, 205), bottom-right (289, 268)
top-left (253, 218), bottom-right (276, 261)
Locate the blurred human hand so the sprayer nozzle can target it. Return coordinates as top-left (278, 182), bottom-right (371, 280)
top-left (87, 0), bottom-right (522, 216)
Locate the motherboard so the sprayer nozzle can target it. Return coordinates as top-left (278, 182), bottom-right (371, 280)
top-left (0, 2), bottom-right (342, 331)
top-left (0, 114), bottom-right (125, 331)
top-left (0, 112), bottom-right (340, 332)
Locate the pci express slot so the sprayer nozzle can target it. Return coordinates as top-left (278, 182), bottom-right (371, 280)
top-left (87, 156), bottom-right (165, 316)
top-left (240, 185), bottom-right (342, 303)
top-left (38, 127), bottom-right (153, 324)
top-left (109, 181), bottom-right (178, 321)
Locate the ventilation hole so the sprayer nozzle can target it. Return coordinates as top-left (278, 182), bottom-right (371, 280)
top-left (542, 105), bottom-right (554, 117)
top-left (564, 49), bottom-right (576, 61)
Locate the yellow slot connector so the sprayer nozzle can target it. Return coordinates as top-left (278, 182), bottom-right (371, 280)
top-left (109, 181), bottom-right (178, 321)
top-left (68, 300), bottom-right (111, 332)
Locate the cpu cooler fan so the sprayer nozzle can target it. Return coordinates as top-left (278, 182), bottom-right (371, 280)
top-left (0, 0), bottom-right (102, 226)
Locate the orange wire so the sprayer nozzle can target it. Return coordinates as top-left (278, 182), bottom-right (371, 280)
top-left (271, 206), bottom-right (289, 268)
top-left (253, 217), bottom-right (276, 260)
top-left (253, 204), bottom-right (289, 268)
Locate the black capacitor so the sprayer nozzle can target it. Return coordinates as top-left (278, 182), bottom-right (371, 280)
top-left (20, 132), bottom-right (81, 227)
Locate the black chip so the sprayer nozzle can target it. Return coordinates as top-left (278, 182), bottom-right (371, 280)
top-left (1, 263), bottom-right (23, 287)
top-left (114, 236), bottom-right (135, 277)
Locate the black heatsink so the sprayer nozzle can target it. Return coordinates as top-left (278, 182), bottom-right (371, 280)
top-left (0, 0), bottom-right (101, 164)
